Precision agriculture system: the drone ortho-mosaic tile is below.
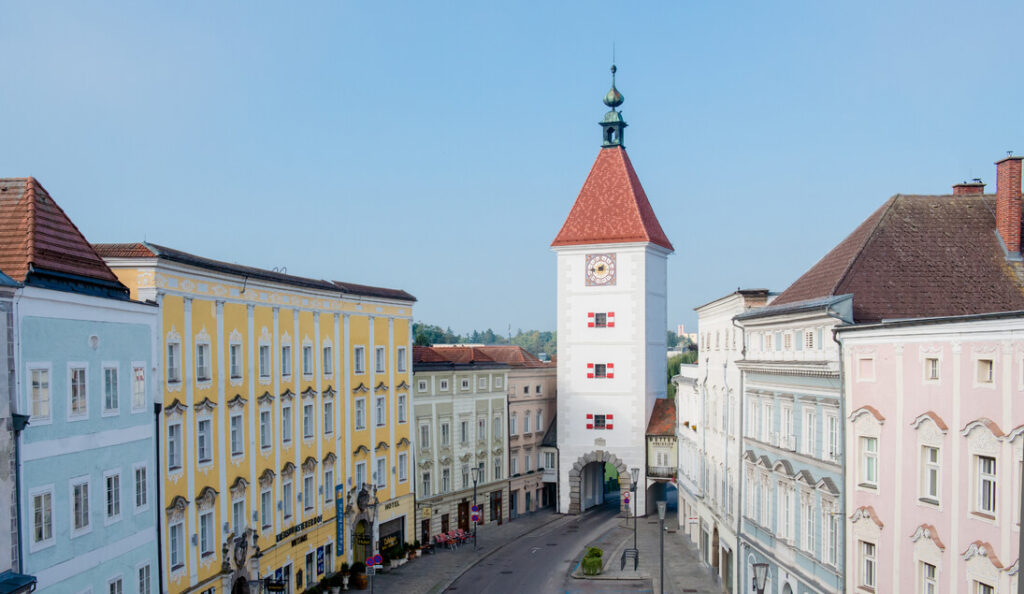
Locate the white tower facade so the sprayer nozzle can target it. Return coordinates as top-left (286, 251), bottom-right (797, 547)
top-left (552, 69), bottom-right (673, 516)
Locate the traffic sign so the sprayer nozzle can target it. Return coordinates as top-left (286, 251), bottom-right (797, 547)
top-left (373, 554), bottom-right (383, 566)
top-left (471, 504), bottom-right (480, 512)
top-left (366, 566), bottom-right (375, 576)
top-left (624, 493), bottom-right (630, 504)
top-left (471, 514), bottom-right (480, 523)
top-left (366, 556), bottom-right (374, 567)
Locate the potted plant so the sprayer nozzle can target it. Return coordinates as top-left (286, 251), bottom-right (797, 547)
top-left (581, 546), bottom-right (603, 576)
top-left (407, 542), bottom-right (416, 561)
top-left (413, 540), bottom-right (423, 558)
top-left (351, 562), bottom-right (368, 590)
top-left (340, 563), bottom-right (350, 591)
top-left (379, 549), bottom-right (391, 573)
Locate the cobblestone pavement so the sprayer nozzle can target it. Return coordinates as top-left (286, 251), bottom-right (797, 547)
top-left (367, 508), bottom-right (561, 593)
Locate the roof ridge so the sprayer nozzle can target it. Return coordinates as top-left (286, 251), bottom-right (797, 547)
top-left (831, 194), bottom-right (900, 296)
top-left (24, 177), bottom-right (38, 273)
top-left (616, 148), bottom-right (650, 239)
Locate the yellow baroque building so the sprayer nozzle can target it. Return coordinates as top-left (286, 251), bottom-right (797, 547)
top-left (95, 243), bottom-right (416, 594)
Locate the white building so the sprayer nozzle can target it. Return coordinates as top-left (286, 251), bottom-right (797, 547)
top-left (676, 289), bottom-right (769, 594)
top-left (552, 68), bottom-right (673, 517)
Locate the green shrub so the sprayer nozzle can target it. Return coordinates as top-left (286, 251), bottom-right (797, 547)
top-left (581, 555), bottom-right (603, 575)
top-left (584, 547), bottom-right (603, 559)
top-left (351, 561), bottom-right (366, 575)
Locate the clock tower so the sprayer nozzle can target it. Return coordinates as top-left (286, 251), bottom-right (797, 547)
top-left (552, 66), bottom-right (673, 517)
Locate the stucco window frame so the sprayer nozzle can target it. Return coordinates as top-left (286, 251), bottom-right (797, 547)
top-left (130, 362), bottom-right (147, 414)
top-left (103, 468), bottom-right (123, 526)
top-left (323, 398), bottom-right (334, 435)
top-left (259, 407), bottom-right (273, 450)
top-left (495, 376), bottom-right (503, 389)
top-left (67, 362), bottom-right (89, 422)
top-left (851, 409), bottom-right (882, 492)
top-left (230, 412), bottom-right (245, 458)
top-left (964, 422), bottom-right (1001, 523)
top-left (855, 356), bottom-right (876, 383)
top-left (166, 328), bottom-right (182, 387)
top-left (194, 332), bottom-right (212, 387)
top-left (26, 362), bottom-right (52, 426)
top-left (398, 452), bottom-right (408, 483)
top-left (257, 328), bottom-right (272, 385)
top-left (228, 329), bottom-right (244, 386)
top-left (396, 346), bottom-right (407, 373)
top-left (322, 339), bottom-right (334, 377)
top-left (280, 339), bottom-right (293, 379)
top-left (354, 397), bottom-right (366, 431)
top-left (196, 413), bottom-right (214, 467)
top-left (375, 346), bottom-right (385, 375)
top-left (971, 347), bottom-right (998, 389)
top-left (301, 337), bottom-right (315, 379)
top-left (28, 483), bottom-right (55, 553)
top-left (397, 393), bottom-right (407, 424)
top-left (106, 574), bottom-right (124, 594)
top-left (69, 474), bottom-right (92, 539)
top-left (133, 462), bottom-right (149, 514)
top-left (135, 562), bottom-right (152, 594)
top-left (100, 362), bottom-right (121, 418)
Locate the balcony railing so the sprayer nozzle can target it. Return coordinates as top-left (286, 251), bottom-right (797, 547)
top-left (647, 465), bottom-right (675, 479)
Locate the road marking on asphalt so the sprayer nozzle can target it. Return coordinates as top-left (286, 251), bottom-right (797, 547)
top-left (530, 546), bottom-right (542, 554)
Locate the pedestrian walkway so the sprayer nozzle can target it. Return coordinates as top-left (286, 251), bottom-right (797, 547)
top-left (368, 508), bottom-right (561, 594)
top-left (572, 509), bottom-right (722, 594)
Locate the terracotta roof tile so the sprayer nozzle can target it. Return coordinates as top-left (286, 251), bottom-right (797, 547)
top-left (646, 398), bottom-right (676, 435)
top-left (552, 146), bottom-right (673, 251)
top-left (470, 345), bottom-right (554, 368)
top-left (772, 194), bottom-right (1024, 322)
top-left (92, 242), bottom-right (155, 258)
top-left (0, 178), bottom-right (122, 285)
top-left (412, 346), bottom-right (499, 365)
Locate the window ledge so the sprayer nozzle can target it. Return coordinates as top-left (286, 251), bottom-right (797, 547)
top-left (918, 497), bottom-right (939, 506)
top-left (857, 483), bottom-right (877, 490)
top-left (972, 511), bottom-right (996, 521)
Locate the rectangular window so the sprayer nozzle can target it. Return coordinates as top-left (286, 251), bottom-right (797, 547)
top-left (31, 367), bottom-right (50, 421)
top-left (545, 452), bottom-right (555, 469)
top-left (803, 408), bottom-right (816, 457)
top-left (167, 343), bottom-right (181, 383)
top-left (494, 458), bottom-right (501, 480)
top-left (593, 363), bottom-right (607, 378)
top-left (977, 455), bottom-right (997, 514)
top-left (861, 436), bottom-right (878, 487)
top-left (510, 415), bottom-right (517, 436)
top-left (70, 366), bottom-right (87, 417)
top-left (827, 415), bottom-right (839, 462)
top-left (977, 359), bottom-right (994, 383)
top-left (803, 500), bottom-right (814, 552)
top-left (260, 410), bottom-right (272, 448)
top-left (921, 562), bottom-right (936, 594)
top-left (439, 379), bottom-right (449, 390)
top-left (32, 490), bottom-right (53, 545)
top-left (355, 398), bottom-right (366, 430)
top-left (511, 456), bottom-right (518, 475)
top-left (303, 403), bottom-right (314, 439)
top-left (303, 475), bottom-right (314, 511)
top-left (375, 346), bottom-right (385, 373)
top-left (302, 345), bottom-right (313, 376)
top-left (921, 446), bottom-right (940, 502)
top-left (442, 468), bottom-right (450, 493)
top-left (197, 419), bottom-right (212, 463)
top-left (376, 457), bottom-right (386, 488)
top-left (283, 480), bottom-right (293, 519)
top-left (167, 423), bottom-right (182, 470)
top-left (493, 415), bottom-right (502, 438)
top-left (825, 510), bottom-right (838, 565)
top-left (261, 489), bottom-right (272, 529)
top-left (231, 414), bottom-right (243, 456)
top-left (354, 346), bottom-right (365, 374)
top-left (525, 454), bottom-right (532, 472)
top-left (462, 464), bottom-right (470, 488)
top-left (169, 521), bottom-right (184, 568)
top-left (103, 366), bottom-right (119, 413)
top-left (109, 577), bottom-right (123, 594)
top-left (324, 468), bottom-right (334, 503)
top-left (195, 344), bottom-right (210, 381)
top-left (593, 414), bottom-right (607, 430)
top-left (135, 466), bottom-right (147, 509)
top-left (324, 400), bottom-right (334, 434)
top-left (105, 473), bottom-right (120, 519)
top-left (975, 582), bottom-right (995, 594)
top-left (323, 346), bottom-right (333, 375)
top-left (72, 479), bottom-right (90, 532)
top-left (233, 498), bottom-right (245, 535)
top-left (399, 453), bottom-right (408, 482)
top-left (805, 329), bottom-right (815, 349)
top-left (594, 312), bottom-right (607, 327)
top-left (398, 394), bottom-right (407, 423)
top-left (925, 357), bottom-right (939, 381)
top-left (131, 366), bottom-right (145, 412)
top-left (397, 346), bottom-right (407, 372)
top-left (230, 344), bottom-right (243, 378)
top-left (419, 424), bottom-right (430, 448)
top-left (421, 472), bottom-right (431, 497)
top-left (282, 405), bottom-right (292, 443)
top-left (860, 541), bottom-right (876, 588)
top-left (783, 332), bottom-right (793, 350)
top-left (537, 410), bottom-right (544, 431)
top-left (524, 413), bottom-right (531, 434)
top-left (376, 396), bottom-right (385, 427)
top-left (281, 345), bottom-right (292, 377)
top-left (355, 461), bottom-right (366, 489)
top-left (478, 417), bottom-right (486, 440)
top-left (199, 510), bottom-right (214, 555)
top-left (259, 345), bottom-right (270, 377)
top-left (138, 565), bottom-right (151, 594)
top-left (780, 406), bottom-right (793, 449)
top-left (441, 422), bottom-right (450, 446)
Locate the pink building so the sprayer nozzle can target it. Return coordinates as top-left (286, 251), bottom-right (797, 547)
top-left (839, 313), bottom-right (1024, 594)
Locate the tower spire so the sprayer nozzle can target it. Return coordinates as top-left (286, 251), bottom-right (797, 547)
top-left (601, 64), bottom-right (627, 148)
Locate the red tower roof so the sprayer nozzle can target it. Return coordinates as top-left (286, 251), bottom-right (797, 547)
top-left (551, 146), bottom-right (673, 251)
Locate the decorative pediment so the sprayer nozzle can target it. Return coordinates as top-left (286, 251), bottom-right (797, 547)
top-left (396, 437), bottom-right (411, 448)
top-left (166, 495), bottom-right (189, 514)
top-left (458, 453), bottom-right (472, 463)
top-left (302, 456), bottom-right (318, 473)
top-left (227, 394), bottom-right (247, 409)
top-left (281, 461), bottom-right (296, 477)
top-left (742, 450), bottom-right (757, 463)
top-left (850, 505), bottom-right (884, 529)
top-left (259, 469), bottom-right (276, 488)
top-left (194, 397), bottom-right (217, 413)
top-left (257, 391), bottom-right (274, 406)
top-left (280, 389), bottom-right (294, 402)
top-left (794, 469), bottom-right (816, 487)
top-left (395, 380), bottom-right (410, 391)
top-left (1009, 424), bottom-right (1024, 443)
top-left (772, 459), bottom-right (794, 477)
top-left (911, 411), bottom-right (949, 434)
top-left (323, 452), bottom-right (337, 466)
top-left (353, 444), bottom-right (370, 456)
top-left (815, 476), bottom-right (840, 496)
top-left (477, 449), bottom-right (487, 459)
top-left (352, 383), bottom-right (369, 394)
top-left (961, 418), bottom-right (1005, 438)
top-left (850, 405), bottom-right (886, 424)
top-left (491, 447), bottom-right (503, 456)
top-left (230, 476), bottom-right (249, 497)
top-left (196, 487), bottom-right (218, 509)
top-left (910, 524), bottom-right (946, 551)
top-left (374, 381), bottom-right (389, 393)
top-left (439, 455), bottom-right (452, 465)
top-left (301, 387), bottom-right (318, 400)
top-left (164, 399), bottom-right (188, 416)
top-left (322, 385), bottom-right (337, 399)
top-left (756, 455), bottom-right (772, 470)
top-left (229, 328), bottom-right (243, 344)
top-left (418, 459), bottom-right (433, 469)
top-left (375, 441), bottom-right (390, 452)
top-left (962, 540), bottom-right (1004, 568)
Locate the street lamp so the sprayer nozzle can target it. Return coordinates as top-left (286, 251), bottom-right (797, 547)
top-left (630, 467), bottom-right (640, 552)
top-left (471, 466), bottom-right (480, 550)
top-left (752, 562), bottom-right (769, 594)
top-left (657, 501), bottom-right (667, 594)
top-left (368, 487), bottom-right (379, 594)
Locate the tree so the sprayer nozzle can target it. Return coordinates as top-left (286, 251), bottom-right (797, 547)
top-left (666, 330), bottom-right (680, 348)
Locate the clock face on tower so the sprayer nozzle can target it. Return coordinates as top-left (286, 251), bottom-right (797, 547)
top-left (585, 253), bottom-right (617, 286)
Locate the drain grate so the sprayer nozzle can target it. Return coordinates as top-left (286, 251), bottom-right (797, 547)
top-left (500, 570), bottom-right (514, 574)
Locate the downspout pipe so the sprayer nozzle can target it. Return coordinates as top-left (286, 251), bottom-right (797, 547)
top-left (731, 316), bottom-right (746, 594)
top-left (12, 413), bottom-right (29, 576)
top-left (154, 403), bottom-right (164, 592)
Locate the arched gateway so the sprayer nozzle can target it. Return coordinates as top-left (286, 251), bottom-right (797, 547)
top-left (568, 450), bottom-right (630, 515)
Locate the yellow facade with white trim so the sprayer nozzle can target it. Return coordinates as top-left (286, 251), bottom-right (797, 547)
top-left (102, 251), bottom-right (414, 594)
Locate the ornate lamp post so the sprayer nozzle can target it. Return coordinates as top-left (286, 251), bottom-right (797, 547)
top-left (657, 501), bottom-right (666, 594)
top-left (752, 562), bottom-right (769, 594)
top-left (368, 487), bottom-right (379, 594)
top-left (630, 467), bottom-right (640, 552)
top-left (471, 466), bottom-right (480, 550)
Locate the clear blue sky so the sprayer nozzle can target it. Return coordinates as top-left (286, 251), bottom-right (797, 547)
top-left (3, 1), bottom-right (1021, 334)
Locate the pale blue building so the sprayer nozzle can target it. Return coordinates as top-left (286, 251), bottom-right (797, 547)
top-left (3, 178), bottom-right (160, 593)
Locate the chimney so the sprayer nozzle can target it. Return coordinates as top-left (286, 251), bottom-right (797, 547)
top-left (996, 155), bottom-right (1024, 255)
top-left (952, 180), bottom-right (985, 196)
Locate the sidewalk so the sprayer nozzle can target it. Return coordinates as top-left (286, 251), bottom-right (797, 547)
top-left (368, 508), bottom-right (560, 594)
top-left (573, 509), bottom-right (722, 594)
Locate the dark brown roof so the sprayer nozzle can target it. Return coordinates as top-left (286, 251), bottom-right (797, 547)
top-left (0, 178), bottom-right (123, 285)
top-left (471, 345), bottom-right (554, 368)
top-left (413, 346), bottom-right (508, 370)
top-left (552, 146), bottom-right (673, 251)
top-left (771, 194), bottom-right (1024, 322)
top-left (646, 398), bottom-right (676, 436)
top-left (94, 242), bottom-right (415, 302)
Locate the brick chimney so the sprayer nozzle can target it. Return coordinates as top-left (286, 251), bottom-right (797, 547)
top-left (953, 181), bottom-right (985, 195)
top-left (996, 155), bottom-right (1024, 255)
